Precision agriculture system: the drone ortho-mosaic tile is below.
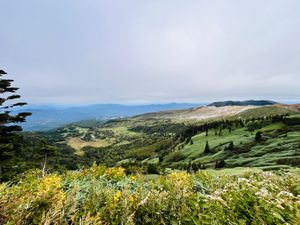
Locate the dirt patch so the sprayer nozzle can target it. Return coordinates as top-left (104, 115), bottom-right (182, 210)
top-left (179, 106), bottom-right (259, 120)
top-left (67, 138), bottom-right (110, 151)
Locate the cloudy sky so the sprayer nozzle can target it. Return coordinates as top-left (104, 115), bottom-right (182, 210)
top-left (1, 0), bottom-right (300, 104)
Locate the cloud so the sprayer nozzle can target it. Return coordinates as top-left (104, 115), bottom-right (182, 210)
top-left (1, 0), bottom-right (300, 104)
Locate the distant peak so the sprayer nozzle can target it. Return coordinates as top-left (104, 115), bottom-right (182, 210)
top-left (208, 100), bottom-right (278, 107)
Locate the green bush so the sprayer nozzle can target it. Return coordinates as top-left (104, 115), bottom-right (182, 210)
top-left (165, 150), bottom-right (186, 162)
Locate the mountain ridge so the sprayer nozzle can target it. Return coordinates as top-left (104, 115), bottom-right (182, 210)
top-left (208, 100), bottom-right (278, 107)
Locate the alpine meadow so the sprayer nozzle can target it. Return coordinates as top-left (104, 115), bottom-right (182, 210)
top-left (1, 1), bottom-right (300, 225)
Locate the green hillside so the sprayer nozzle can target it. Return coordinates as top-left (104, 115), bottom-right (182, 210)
top-left (38, 104), bottom-right (300, 173)
top-left (4, 104), bottom-right (298, 181)
top-left (169, 120), bottom-right (300, 169)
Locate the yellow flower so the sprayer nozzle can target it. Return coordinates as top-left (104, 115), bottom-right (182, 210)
top-left (128, 195), bottom-right (135, 203)
top-left (105, 167), bottom-right (125, 180)
top-left (130, 175), bottom-right (136, 181)
top-left (167, 172), bottom-right (191, 188)
top-left (114, 191), bottom-right (121, 202)
top-left (37, 174), bottom-right (66, 205)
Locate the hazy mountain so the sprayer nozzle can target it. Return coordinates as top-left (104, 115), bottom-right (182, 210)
top-left (208, 100), bottom-right (278, 107)
top-left (18, 103), bottom-right (202, 131)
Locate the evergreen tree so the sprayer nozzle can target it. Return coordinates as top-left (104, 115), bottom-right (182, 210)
top-left (219, 127), bottom-right (223, 136)
top-left (0, 69), bottom-right (31, 180)
top-left (227, 141), bottom-right (234, 151)
top-left (204, 141), bottom-right (210, 154)
top-left (255, 131), bottom-right (262, 142)
top-left (215, 160), bottom-right (225, 169)
top-left (185, 137), bottom-right (191, 144)
top-left (0, 70), bottom-right (31, 135)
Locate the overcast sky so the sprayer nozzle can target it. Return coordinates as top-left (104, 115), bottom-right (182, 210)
top-left (1, 0), bottom-right (300, 104)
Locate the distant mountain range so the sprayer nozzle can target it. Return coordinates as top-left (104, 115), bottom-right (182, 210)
top-left (208, 100), bottom-right (278, 107)
top-left (17, 100), bottom-right (289, 131)
top-left (18, 103), bottom-right (202, 131)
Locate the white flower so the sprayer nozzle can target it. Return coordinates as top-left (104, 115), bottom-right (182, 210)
top-left (237, 178), bottom-right (249, 183)
top-left (255, 188), bottom-right (269, 197)
top-left (277, 191), bottom-right (294, 198)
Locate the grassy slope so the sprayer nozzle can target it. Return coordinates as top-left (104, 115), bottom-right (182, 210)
top-left (171, 119), bottom-right (300, 169)
top-left (238, 105), bottom-right (292, 117)
top-left (46, 105), bottom-right (300, 169)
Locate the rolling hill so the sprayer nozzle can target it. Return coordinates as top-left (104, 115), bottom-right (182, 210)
top-left (42, 103), bottom-right (300, 171)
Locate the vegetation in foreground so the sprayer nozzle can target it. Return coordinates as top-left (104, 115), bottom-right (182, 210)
top-left (1, 165), bottom-right (300, 225)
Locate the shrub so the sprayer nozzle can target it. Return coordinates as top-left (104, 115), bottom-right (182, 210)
top-left (165, 150), bottom-right (186, 162)
top-left (1, 166), bottom-right (300, 224)
top-left (147, 164), bottom-right (160, 174)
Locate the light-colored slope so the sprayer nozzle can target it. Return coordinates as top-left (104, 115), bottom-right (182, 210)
top-left (135, 105), bottom-right (260, 121)
top-left (137, 104), bottom-right (300, 121)
top-left (178, 106), bottom-right (259, 120)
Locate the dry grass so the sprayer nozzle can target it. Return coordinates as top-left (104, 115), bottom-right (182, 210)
top-left (179, 106), bottom-right (259, 120)
top-left (67, 138), bottom-right (110, 153)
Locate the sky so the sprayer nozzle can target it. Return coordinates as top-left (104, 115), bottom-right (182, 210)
top-left (1, 0), bottom-right (300, 104)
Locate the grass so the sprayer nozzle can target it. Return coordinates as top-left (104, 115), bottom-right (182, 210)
top-left (169, 117), bottom-right (300, 169)
top-left (67, 138), bottom-right (110, 155)
top-left (178, 128), bottom-right (254, 161)
top-left (239, 105), bottom-right (293, 118)
top-left (259, 122), bottom-right (285, 132)
top-left (1, 165), bottom-right (300, 224)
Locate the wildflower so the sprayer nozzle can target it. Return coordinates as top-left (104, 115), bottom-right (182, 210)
top-left (114, 191), bottom-right (121, 202)
top-left (167, 172), bottom-right (191, 188)
top-left (277, 191), bottom-right (294, 198)
top-left (255, 188), bottom-right (269, 197)
top-left (128, 195), bottom-right (135, 203)
top-left (130, 175), bottom-right (136, 181)
top-left (105, 167), bottom-right (125, 180)
top-left (237, 177), bottom-right (249, 183)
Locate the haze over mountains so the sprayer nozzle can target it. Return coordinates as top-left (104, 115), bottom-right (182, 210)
top-left (19, 103), bottom-right (201, 131)
top-left (18, 100), bottom-right (294, 131)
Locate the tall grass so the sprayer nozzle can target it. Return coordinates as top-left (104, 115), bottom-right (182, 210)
top-left (1, 165), bottom-right (300, 224)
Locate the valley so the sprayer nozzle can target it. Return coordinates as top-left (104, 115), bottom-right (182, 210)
top-left (41, 103), bottom-right (300, 172)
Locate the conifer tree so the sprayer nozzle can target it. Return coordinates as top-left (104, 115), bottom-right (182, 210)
top-left (204, 141), bottom-right (210, 154)
top-left (215, 160), bottom-right (225, 169)
top-left (227, 141), bottom-right (235, 151)
top-left (0, 69), bottom-right (31, 170)
top-left (0, 69), bottom-right (31, 135)
top-left (255, 131), bottom-right (262, 142)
